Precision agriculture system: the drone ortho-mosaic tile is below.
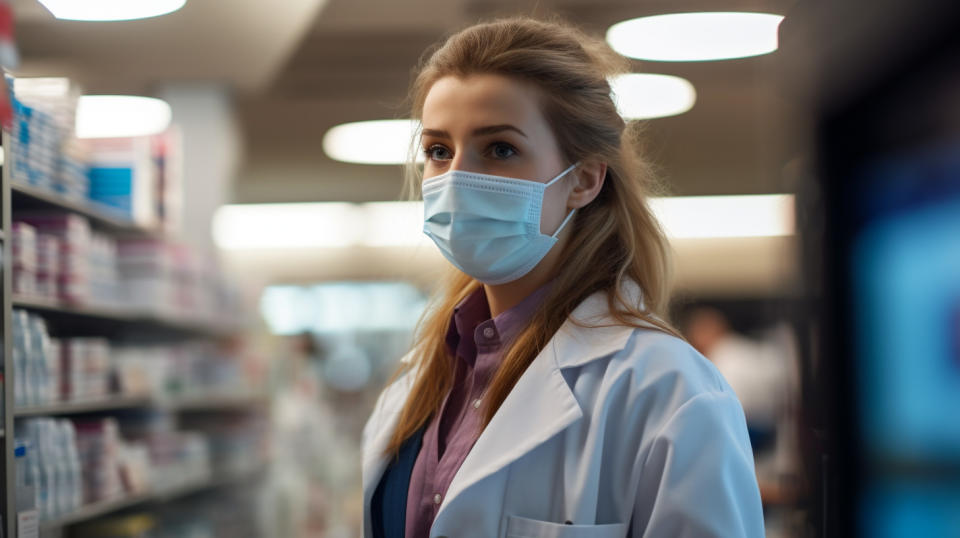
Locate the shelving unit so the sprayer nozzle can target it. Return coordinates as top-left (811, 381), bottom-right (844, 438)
top-left (39, 463), bottom-right (266, 531)
top-left (10, 181), bottom-right (160, 237)
top-left (13, 396), bottom-right (153, 418)
top-left (12, 392), bottom-right (268, 418)
top-left (1, 115), bottom-right (265, 536)
top-left (3, 129), bottom-right (18, 538)
top-left (10, 294), bottom-right (235, 339)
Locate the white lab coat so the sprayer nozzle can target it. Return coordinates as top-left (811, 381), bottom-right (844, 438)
top-left (362, 285), bottom-right (764, 537)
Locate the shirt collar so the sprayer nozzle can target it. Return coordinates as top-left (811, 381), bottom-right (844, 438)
top-left (445, 281), bottom-right (554, 359)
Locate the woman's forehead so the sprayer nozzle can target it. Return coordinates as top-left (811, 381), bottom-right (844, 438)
top-left (422, 74), bottom-right (548, 135)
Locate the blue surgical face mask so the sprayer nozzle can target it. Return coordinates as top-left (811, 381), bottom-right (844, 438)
top-left (422, 163), bottom-right (579, 285)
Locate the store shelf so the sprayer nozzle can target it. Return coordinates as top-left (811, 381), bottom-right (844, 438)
top-left (160, 391), bottom-right (269, 412)
top-left (11, 181), bottom-right (162, 237)
top-left (11, 294), bottom-right (235, 338)
top-left (13, 392), bottom-right (268, 417)
top-left (40, 490), bottom-right (155, 529)
top-left (14, 396), bottom-right (152, 417)
top-left (39, 464), bottom-right (266, 530)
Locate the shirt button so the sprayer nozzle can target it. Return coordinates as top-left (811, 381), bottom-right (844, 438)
top-left (473, 398), bottom-right (482, 409)
top-left (433, 494), bottom-right (442, 504)
top-left (482, 327), bottom-right (496, 339)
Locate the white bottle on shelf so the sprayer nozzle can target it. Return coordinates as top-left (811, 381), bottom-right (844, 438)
top-left (26, 420), bottom-right (56, 520)
top-left (14, 441), bottom-right (37, 513)
top-left (44, 420), bottom-right (70, 518)
top-left (28, 316), bottom-right (51, 406)
top-left (21, 440), bottom-right (43, 518)
top-left (12, 310), bottom-right (30, 408)
top-left (61, 420), bottom-right (83, 511)
top-left (53, 421), bottom-right (77, 514)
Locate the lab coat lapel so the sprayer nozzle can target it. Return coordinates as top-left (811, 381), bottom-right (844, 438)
top-left (436, 335), bottom-right (582, 520)
top-left (435, 284), bottom-right (643, 522)
top-left (361, 353), bottom-right (418, 529)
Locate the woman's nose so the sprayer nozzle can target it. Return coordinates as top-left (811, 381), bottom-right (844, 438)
top-left (448, 150), bottom-right (478, 174)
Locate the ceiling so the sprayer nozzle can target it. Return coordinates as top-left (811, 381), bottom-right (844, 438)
top-left (11, 0), bottom-right (804, 204)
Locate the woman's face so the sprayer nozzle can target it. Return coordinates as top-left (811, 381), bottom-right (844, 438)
top-left (420, 73), bottom-right (574, 236)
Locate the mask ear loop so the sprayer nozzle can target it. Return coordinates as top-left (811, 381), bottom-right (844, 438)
top-left (550, 208), bottom-right (577, 238)
top-left (544, 162), bottom-right (580, 187)
top-left (546, 161), bottom-right (580, 238)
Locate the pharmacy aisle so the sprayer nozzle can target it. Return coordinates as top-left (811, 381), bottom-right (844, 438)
top-left (2, 77), bottom-right (270, 538)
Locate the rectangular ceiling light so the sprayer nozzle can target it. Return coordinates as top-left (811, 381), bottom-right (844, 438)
top-left (649, 194), bottom-right (795, 239)
top-left (213, 194), bottom-right (795, 250)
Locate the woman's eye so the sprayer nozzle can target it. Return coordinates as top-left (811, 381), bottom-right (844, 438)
top-left (488, 142), bottom-right (517, 160)
top-left (424, 145), bottom-right (451, 161)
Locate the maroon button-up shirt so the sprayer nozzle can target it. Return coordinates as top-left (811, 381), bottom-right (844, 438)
top-left (404, 284), bottom-right (550, 538)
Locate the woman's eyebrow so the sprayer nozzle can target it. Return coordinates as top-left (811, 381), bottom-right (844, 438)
top-left (421, 124), bottom-right (528, 139)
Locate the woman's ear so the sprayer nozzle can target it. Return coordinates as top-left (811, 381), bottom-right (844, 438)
top-left (568, 160), bottom-right (607, 209)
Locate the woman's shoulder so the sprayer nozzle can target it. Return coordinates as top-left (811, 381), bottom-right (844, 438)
top-left (560, 283), bottom-right (735, 405)
top-left (572, 326), bottom-right (750, 456)
top-left (599, 326), bottom-right (736, 408)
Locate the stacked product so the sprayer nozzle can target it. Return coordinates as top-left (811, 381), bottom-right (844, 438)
top-left (191, 414), bottom-right (268, 477)
top-left (86, 136), bottom-right (161, 228)
top-left (60, 338), bottom-right (113, 402)
top-left (11, 221), bottom-right (38, 296)
top-left (58, 136), bottom-right (91, 202)
top-left (13, 213), bottom-right (123, 307)
top-left (37, 233), bottom-right (62, 298)
top-left (116, 240), bottom-right (245, 327)
top-left (71, 416), bottom-right (204, 508)
top-left (15, 212), bottom-right (94, 305)
top-left (89, 232), bottom-right (120, 306)
top-left (9, 92), bottom-right (61, 190)
top-left (145, 430), bottom-right (211, 491)
top-left (12, 221), bottom-right (66, 300)
top-left (113, 341), bottom-right (265, 401)
top-left (14, 210), bottom-right (246, 325)
top-left (115, 239), bottom-right (173, 316)
top-left (8, 77), bottom-right (188, 228)
top-left (118, 412), bottom-right (212, 492)
top-left (12, 320), bottom-right (263, 408)
top-left (12, 309), bottom-right (119, 407)
top-left (15, 419), bottom-right (84, 521)
top-left (9, 77), bottom-right (88, 197)
top-left (14, 442), bottom-right (36, 514)
top-left (12, 309), bottom-right (59, 409)
top-left (72, 418), bottom-right (125, 503)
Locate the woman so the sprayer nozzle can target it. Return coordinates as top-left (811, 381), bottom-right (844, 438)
top-left (362, 17), bottom-right (764, 538)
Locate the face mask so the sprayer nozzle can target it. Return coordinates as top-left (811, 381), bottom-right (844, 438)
top-left (422, 163), bottom-right (579, 285)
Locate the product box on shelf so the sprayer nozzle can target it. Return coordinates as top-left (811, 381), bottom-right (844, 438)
top-left (15, 418), bottom-right (84, 521)
top-left (73, 417), bottom-right (124, 504)
top-left (36, 233), bottom-right (61, 298)
top-left (12, 221), bottom-right (39, 296)
top-left (9, 77), bottom-right (84, 195)
top-left (115, 238), bottom-right (174, 315)
top-left (60, 338), bottom-right (113, 402)
top-left (12, 309), bottom-right (58, 408)
top-left (15, 212), bottom-right (93, 305)
top-left (86, 136), bottom-right (160, 229)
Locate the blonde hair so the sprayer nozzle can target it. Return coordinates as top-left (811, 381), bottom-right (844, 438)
top-left (383, 16), bottom-right (680, 458)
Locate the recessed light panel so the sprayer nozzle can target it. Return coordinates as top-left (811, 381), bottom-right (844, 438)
top-left (609, 73), bottom-right (696, 119)
top-left (323, 119), bottom-right (423, 165)
top-left (76, 95), bottom-right (172, 139)
top-left (38, 0), bottom-right (187, 21)
top-left (607, 12), bottom-right (785, 62)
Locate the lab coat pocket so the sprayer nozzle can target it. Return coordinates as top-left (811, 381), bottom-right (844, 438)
top-left (505, 514), bottom-right (627, 538)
